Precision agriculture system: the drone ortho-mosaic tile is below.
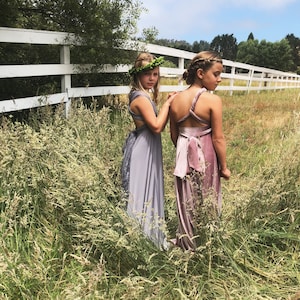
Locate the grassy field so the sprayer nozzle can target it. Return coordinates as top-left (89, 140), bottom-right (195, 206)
top-left (0, 89), bottom-right (299, 299)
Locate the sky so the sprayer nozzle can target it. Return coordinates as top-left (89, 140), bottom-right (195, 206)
top-left (136, 0), bottom-right (300, 44)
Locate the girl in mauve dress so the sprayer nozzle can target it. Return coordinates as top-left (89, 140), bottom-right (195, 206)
top-left (169, 51), bottom-right (231, 251)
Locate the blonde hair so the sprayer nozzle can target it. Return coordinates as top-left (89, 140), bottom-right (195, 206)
top-left (183, 51), bottom-right (222, 85)
top-left (130, 52), bottom-right (161, 103)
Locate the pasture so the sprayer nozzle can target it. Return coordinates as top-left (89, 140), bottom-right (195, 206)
top-left (0, 88), bottom-right (299, 299)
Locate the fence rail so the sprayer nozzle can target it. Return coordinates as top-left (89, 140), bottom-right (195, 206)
top-left (1, 27), bottom-right (300, 116)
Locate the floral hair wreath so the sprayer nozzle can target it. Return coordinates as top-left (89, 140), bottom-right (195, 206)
top-left (129, 56), bottom-right (165, 75)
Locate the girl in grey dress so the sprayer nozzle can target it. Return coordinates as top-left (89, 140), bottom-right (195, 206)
top-left (121, 53), bottom-right (176, 249)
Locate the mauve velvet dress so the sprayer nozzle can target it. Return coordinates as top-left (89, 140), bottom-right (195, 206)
top-left (173, 88), bottom-right (221, 251)
top-left (121, 90), bottom-right (168, 250)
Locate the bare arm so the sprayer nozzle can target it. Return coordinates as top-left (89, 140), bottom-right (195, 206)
top-left (169, 109), bottom-right (179, 146)
top-left (210, 95), bottom-right (231, 180)
top-left (132, 93), bottom-right (177, 134)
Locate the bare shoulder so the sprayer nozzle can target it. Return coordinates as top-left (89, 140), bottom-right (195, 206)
top-left (130, 95), bottom-right (153, 116)
top-left (170, 91), bottom-right (184, 110)
top-left (202, 91), bottom-right (221, 100)
top-left (171, 90), bottom-right (184, 103)
top-left (201, 91), bottom-right (222, 107)
top-left (131, 94), bottom-right (150, 106)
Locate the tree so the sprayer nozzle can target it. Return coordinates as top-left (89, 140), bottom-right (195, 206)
top-left (237, 39), bottom-right (294, 72)
top-left (0, 0), bottom-right (19, 27)
top-left (268, 39), bottom-right (294, 71)
top-left (141, 26), bottom-right (159, 43)
top-left (210, 34), bottom-right (238, 61)
top-left (0, 0), bottom-right (144, 101)
top-left (153, 38), bottom-right (191, 52)
top-left (285, 34), bottom-right (300, 73)
top-left (192, 40), bottom-right (210, 53)
top-left (0, 0), bottom-right (144, 65)
top-left (247, 32), bottom-right (254, 41)
top-left (237, 39), bottom-right (260, 65)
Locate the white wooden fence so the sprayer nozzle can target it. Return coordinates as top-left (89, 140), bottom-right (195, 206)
top-left (1, 27), bottom-right (300, 116)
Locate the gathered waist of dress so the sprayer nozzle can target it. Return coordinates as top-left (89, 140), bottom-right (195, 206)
top-left (133, 124), bottom-right (147, 133)
top-left (179, 126), bottom-right (211, 138)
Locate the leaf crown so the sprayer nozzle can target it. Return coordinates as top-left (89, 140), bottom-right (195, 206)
top-left (129, 56), bottom-right (165, 75)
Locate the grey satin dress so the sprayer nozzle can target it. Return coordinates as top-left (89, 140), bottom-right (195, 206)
top-left (121, 90), bottom-right (168, 250)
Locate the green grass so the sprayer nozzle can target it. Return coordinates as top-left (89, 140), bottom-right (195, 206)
top-left (0, 90), bottom-right (300, 299)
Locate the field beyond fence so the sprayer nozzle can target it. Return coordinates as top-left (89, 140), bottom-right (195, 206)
top-left (0, 88), bottom-right (299, 299)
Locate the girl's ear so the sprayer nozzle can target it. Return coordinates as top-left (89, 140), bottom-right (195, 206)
top-left (196, 68), bottom-right (204, 79)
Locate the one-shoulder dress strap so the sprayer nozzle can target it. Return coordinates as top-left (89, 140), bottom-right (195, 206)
top-left (177, 87), bottom-right (208, 124)
top-left (190, 87), bottom-right (207, 112)
top-left (128, 90), bottom-right (156, 121)
top-left (129, 90), bottom-right (151, 103)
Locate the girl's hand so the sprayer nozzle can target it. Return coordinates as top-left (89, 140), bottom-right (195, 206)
top-left (167, 92), bottom-right (178, 105)
top-left (167, 91), bottom-right (177, 98)
top-left (220, 168), bottom-right (231, 180)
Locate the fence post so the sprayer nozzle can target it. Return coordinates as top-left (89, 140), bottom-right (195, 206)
top-left (60, 45), bottom-right (71, 117)
top-left (258, 72), bottom-right (265, 93)
top-left (178, 57), bottom-right (185, 86)
top-left (274, 75), bottom-right (278, 92)
top-left (247, 69), bottom-right (254, 94)
top-left (229, 66), bottom-right (235, 96)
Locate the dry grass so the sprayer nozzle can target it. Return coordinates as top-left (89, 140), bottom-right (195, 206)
top-left (0, 89), bottom-right (299, 299)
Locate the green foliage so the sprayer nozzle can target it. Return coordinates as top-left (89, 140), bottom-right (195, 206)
top-left (0, 43), bottom-right (61, 100)
top-left (152, 33), bottom-right (299, 73)
top-left (192, 40), bottom-right (210, 53)
top-left (285, 34), bottom-right (300, 72)
top-left (0, 89), bottom-right (300, 298)
top-left (141, 26), bottom-right (159, 43)
top-left (154, 38), bottom-right (193, 52)
top-left (0, 0), bottom-right (144, 100)
top-left (237, 38), bottom-right (294, 71)
top-left (0, 0), bottom-right (19, 27)
top-left (247, 32), bottom-right (254, 41)
top-left (210, 34), bottom-right (238, 61)
top-left (236, 39), bottom-right (260, 65)
top-left (1, 0), bottom-right (143, 48)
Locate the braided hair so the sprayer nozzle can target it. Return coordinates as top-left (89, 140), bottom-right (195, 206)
top-left (183, 51), bottom-right (222, 85)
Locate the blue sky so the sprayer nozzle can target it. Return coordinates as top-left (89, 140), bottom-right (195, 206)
top-left (136, 0), bottom-right (300, 44)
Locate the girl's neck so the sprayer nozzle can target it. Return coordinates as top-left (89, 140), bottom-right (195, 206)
top-left (191, 82), bottom-right (205, 90)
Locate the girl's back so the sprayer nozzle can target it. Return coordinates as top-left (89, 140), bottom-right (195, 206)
top-left (171, 86), bottom-right (221, 128)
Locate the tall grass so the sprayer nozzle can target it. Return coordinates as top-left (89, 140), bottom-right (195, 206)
top-left (0, 90), bottom-right (299, 299)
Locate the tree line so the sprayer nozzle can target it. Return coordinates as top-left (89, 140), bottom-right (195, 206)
top-left (0, 0), bottom-right (299, 102)
top-left (142, 28), bottom-right (300, 74)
